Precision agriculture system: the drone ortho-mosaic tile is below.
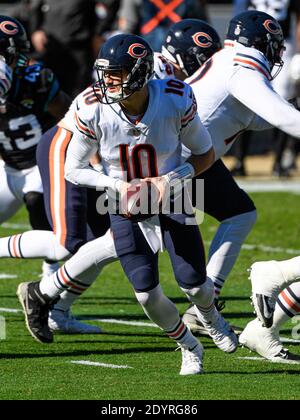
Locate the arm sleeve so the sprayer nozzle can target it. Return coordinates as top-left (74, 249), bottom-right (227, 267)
top-left (227, 67), bottom-right (300, 138)
top-left (180, 89), bottom-right (212, 155)
top-left (65, 132), bottom-right (121, 191)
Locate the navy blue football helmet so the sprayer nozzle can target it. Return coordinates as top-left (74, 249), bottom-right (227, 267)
top-left (226, 11), bottom-right (285, 78)
top-left (94, 34), bottom-right (154, 104)
top-left (0, 15), bottom-right (30, 65)
top-left (162, 19), bottom-right (221, 77)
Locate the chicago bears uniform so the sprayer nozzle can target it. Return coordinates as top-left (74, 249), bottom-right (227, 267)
top-left (234, 0), bottom-right (300, 98)
top-left (37, 122), bottom-right (110, 256)
top-left (17, 35), bottom-right (238, 372)
top-left (186, 43), bottom-right (300, 158)
top-left (183, 14), bottom-right (299, 301)
top-left (154, 15), bottom-right (300, 344)
top-left (66, 79), bottom-right (211, 183)
top-left (153, 52), bottom-right (176, 79)
top-left (152, 19), bottom-right (256, 299)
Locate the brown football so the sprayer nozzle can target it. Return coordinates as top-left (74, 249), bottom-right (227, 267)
top-left (120, 180), bottom-right (160, 221)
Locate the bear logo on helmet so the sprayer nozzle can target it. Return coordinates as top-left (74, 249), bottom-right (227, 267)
top-left (0, 21), bottom-right (19, 36)
top-left (192, 32), bottom-right (213, 49)
top-left (127, 43), bottom-right (148, 59)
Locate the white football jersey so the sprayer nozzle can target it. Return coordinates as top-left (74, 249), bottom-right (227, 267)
top-left (185, 41), bottom-right (300, 160)
top-left (65, 79), bottom-right (211, 188)
top-left (153, 52), bottom-right (177, 80)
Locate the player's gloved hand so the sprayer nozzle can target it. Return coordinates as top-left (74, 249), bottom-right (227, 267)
top-left (0, 58), bottom-right (12, 97)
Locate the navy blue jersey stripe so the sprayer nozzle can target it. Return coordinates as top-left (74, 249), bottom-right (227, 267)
top-left (166, 319), bottom-right (182, 335)
top-left (64, 266), bottom-right (88, 289)
top-left (7, 237), bottom-right (13, 258)
top-left (18, 234), bottom-right (24, 259)
top-left (55, 272), bottom-right (68, 290)
top-left (277, 298), bottom-right (294, 318)
top-left (286, 287), bottom-right (300, 305)
top-left (76, 126), bottom-right (96, 140)
top-left (182, 115), bottom-right (196, 128)
top-left (236, 53), bottom-right (270, 75)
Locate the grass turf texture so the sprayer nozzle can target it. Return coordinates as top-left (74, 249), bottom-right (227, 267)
top-left (0, 192), bottom-right (300, 400)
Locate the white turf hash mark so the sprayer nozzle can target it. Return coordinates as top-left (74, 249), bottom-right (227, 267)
top-left (1, 223), bottom-right (30, 230)
top-left (0, 274), bottom-right (18, 279)
top-left (238, 357), bottom-right (300, 365)
top-left (0, 307), bottom-right (22, 313)
top-left (70, 361), bottom-right (133, 369)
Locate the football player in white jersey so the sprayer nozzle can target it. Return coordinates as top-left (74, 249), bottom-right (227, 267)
top-left (158, 19), bottom-right (257, 317)
top-left (17, 34), bottom-right (238, 376)
top-left (232, 0), bottom-right (300, 176)
top-left (159, 13), bottom-right (300, 361)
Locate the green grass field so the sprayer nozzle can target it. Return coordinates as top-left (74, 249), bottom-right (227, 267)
top-left (1, 192), bottom-right (300, 400)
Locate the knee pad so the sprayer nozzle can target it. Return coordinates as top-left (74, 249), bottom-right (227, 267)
top-left (24, 192), bottom-right (51, 230)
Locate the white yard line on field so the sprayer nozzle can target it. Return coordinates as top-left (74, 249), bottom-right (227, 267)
top-left (87, 318), bottom-right (157, 328)
top-left (238, 180), bottom-right (300, 195)
top-left (204, 241), bottom-right (300, 256)
top-left (70, 360), bottom-right (133, 369)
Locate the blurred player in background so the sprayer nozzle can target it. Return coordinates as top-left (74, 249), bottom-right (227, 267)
top-left (0, 15), bottom-right (70, 278)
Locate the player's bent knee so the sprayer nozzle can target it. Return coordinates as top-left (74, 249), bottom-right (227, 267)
top-left (130, 265), bottom-right (159, 292)
top-left (135, 284), bottom-right (163, 307)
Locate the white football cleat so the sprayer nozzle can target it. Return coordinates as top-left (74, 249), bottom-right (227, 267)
top-left (179, 342), bottom-right (204, 375)
top-left (195, 306), bottom-right (238, 353)
top-left (48, 309), bottom-right (102, 334)
top-left (249, 261), bottom-right (283, 327)
top-left (182, 305), bottom-right (243, 336)
top-left (239, 318), bottom-right (300, 362)
top-left (182, 305), bottom-right (210, 336)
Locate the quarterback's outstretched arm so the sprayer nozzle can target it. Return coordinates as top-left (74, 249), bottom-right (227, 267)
top-left (228, 67), bottom-right (300, 138)
top-left (65, 133), bottom-right (123, 192)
